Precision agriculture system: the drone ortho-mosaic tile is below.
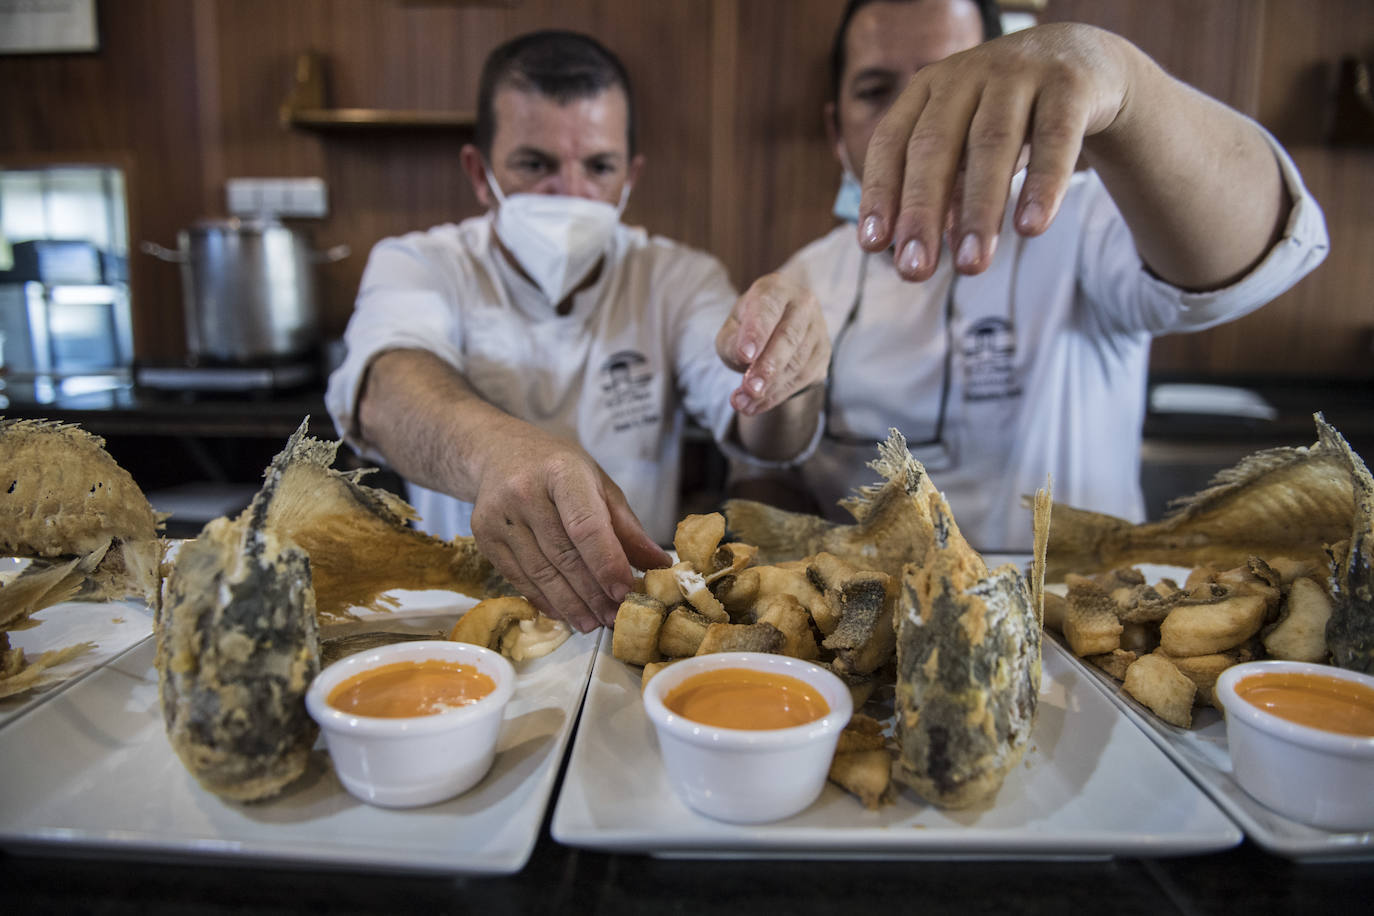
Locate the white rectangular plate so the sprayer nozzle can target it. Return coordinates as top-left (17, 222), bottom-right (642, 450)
top-left (1, 553), bottom-right (156, 728)
top-left (1052, 564), bottom-right (1374, 862)
top-left (0, 592), bottom-right (598, 875)
top-left (550, 629), bottom-right (1242, 860)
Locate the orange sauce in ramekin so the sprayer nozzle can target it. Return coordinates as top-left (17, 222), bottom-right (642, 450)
top-left (328, 659), bottom-right (496, 718)
top-left (664, 667), bottom-right (829, 730)
top-left (1236, 670), bottom-right (1374, 737)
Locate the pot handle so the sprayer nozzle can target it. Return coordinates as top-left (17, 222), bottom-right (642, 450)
top-left (313, 244), bottom-right (351, 264)
top-left (139, 240), bottom-right (187, 263)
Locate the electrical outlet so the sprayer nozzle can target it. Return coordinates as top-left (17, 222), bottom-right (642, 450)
top-left (224, 177), bottom-right (328, 218)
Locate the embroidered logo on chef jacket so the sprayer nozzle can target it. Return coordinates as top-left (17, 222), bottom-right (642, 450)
top-left (960, 317), bottom-right (1021, 401)
top-left (599, 350), bottom-right (660, 433)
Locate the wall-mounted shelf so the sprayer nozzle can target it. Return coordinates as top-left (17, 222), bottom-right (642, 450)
top-left (1328, 56), bottom-right (1374, 148)
top-left (279, 51), bottom-right (473, 132)
top-left (285, 107), bottom-right (474, 131)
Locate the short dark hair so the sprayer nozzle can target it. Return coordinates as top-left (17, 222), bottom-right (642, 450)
top-left (475, 30), bottom-right (636, 159)
top-left (829, 0), bottom-right (1003, 109)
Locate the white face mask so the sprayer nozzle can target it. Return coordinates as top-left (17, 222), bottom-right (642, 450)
top-left (485, 165), bottom-right (629, 304)
top-left (831, 146), bottom-right (861, 223)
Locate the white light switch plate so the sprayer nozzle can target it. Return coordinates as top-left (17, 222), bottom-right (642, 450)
top-left (225, 177), bottom-right (328, 218)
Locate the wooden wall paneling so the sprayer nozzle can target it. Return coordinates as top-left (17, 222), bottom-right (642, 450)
top-left (1042, 0), bottom-right (1265, 115)
top-left (1147, 0), bottom-right (1374, 378)
top-left (1045, 0), bottom-right (1372, 378)
top-left (0, 0), bottom-right (208, 364)
top-left (726, 0), bottom-right (847, 286)
top-left (709, 0), bottom-right (742, 286)
top-left (1247, 0), bottom-right (1374, 375)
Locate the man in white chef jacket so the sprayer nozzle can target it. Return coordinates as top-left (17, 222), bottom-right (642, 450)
top-left (327, 30), bottom-right (829, 631)
top-left (752, 0), bottom-right (1328, 552)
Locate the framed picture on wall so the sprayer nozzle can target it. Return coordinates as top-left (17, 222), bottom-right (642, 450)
top-left (0, 0), bottom-right (99, 55)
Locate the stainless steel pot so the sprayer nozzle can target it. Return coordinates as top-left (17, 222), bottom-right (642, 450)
top-left (141, 218), bottom-right (348, 364)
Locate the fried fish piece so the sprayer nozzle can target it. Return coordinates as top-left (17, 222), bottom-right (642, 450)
top-left (1087, 648), bottom-right (1138, 681)
top-left (158, 510), bottom-right (319, 802)
top-left (1043, 415), bottom-right (1357, 580)
top-left (1263, 576), bottom-right (1333, 663)
top-left (723, 432), bottom-right (942, 580)
top-left (448, 596), bottom-right (538, 651)
top-left (1061, 580), bottom-right (1124, 657)
top-left (254, 419), bottom-right (510, 621)
top-left (694, 621), bottom-right (784, 656)
top-left (715, 565), bottom-right (828, 629)
top-left (1158, 593), bottom-right (1268, 657)
top-left (828, 748), bottom-right (894, 810)
top-left (1325, 415), bottom-right (1374, 674)
top-left (0, 418), bottom-right (166, 615)
top-left (612, 593), bottom-right (667, 665)
top-left (671, 561), bottom-right (728, 622)
top-left (893, 443), bottom-right (1044, 809)
top-left (753, 592), bottom-right (819, 660)
top-left (657, 605), bottom-right (713, 658)
top-left (0, 418), bottom-right (161, 558)
top-left (673, 512), bottom-right (726, 572)
top-left (1122, 653), bottom-right (1196, 728)
top-left (1155, 643), bottom-right (1258, 709)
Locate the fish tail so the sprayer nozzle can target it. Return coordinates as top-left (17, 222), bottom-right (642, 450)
top-left (1041, 502), bottom-right (1137, 581)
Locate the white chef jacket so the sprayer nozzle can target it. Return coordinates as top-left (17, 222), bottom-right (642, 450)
top-left (325, 215), bottom-right (745, 544)
top-left (771, 132), bottom-right (1328, 553)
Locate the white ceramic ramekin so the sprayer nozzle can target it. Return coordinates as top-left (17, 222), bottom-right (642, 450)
top-left (641, 651), bottom-right (853, 824)
top-left (305, 640), bottom-right (516, 808)
top-left (1215, 659), bottom-right (1374, 832)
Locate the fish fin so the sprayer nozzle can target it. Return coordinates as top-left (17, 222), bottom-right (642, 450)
top-left (1031, 479), bottom-right (1052, 628)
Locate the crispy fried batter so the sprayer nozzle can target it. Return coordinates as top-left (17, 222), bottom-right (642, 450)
top-left (673, 513), bottom-right (726, 572)
top-left (611, 593), bottom-right (667, 665)
top-left (694, 621), bottom-right (785, 655)
top-left (657, 605), bottom-right (713, 658)
top-left (1122, 653), bottom-right (1196, 728)
top-left (448, 596), bottom-right (538, 651)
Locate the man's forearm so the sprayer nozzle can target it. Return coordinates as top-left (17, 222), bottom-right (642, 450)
top-left (1083, 37), bottom-right (1289, 292)
top-left (735, 384), bottom-right (823, 462)
top-left (355, 348), bottom-right (524, 501)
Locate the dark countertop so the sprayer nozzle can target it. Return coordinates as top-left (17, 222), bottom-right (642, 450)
top-left (0, 377), bottom-right (333, 440)
top-left (5, 812), bottom-right (1373, 915)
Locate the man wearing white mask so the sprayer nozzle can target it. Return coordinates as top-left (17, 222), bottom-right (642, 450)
top-left (327, 30), bottom-right (829, 632)
top-left (743, 0), bottom-right (1327, 552)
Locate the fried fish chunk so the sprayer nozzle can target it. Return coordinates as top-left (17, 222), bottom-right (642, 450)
top-left (1122, 653), bottom-right (1196, 728)
top-left (612, 593), bottom-right (667, 665)
top-left (671, 562), bottom-right (728, 622)
top-left (753, 592), bottom-right (819, 660)
top-left (694, 621), bottom-right (784, 656)
top-left (657, 605), bottom-right (713, 658)
top-left (1062, 581), bottom-right (1123, 657)
top-left (1158, 593), bottom-right (1268, 657)
top-left (828, 748), bottom-right (894, 810)
top-left (448, 596), bottom-right (538, 651)
top-left (673, 512), bottom-right (726, 572)
top-left (1262, 576), bottom-right (1333, 663)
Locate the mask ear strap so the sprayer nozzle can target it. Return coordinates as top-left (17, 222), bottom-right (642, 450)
top-left (615, 180), bottom-right (632, 215)
top-left (482, 163), bottom-right (507, 206)
top-left (837, 145), bottom-right (859, 182)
